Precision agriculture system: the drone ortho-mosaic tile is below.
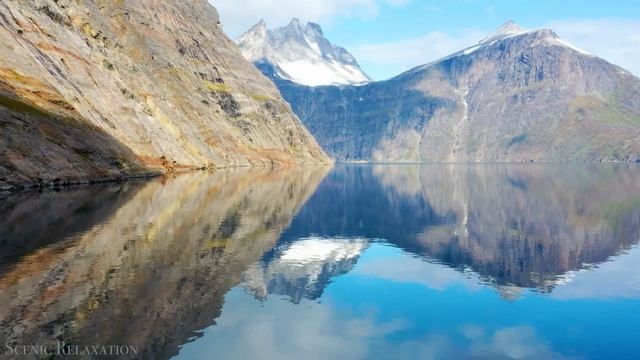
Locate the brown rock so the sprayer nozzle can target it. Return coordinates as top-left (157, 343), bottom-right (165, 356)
top-left (0, 0), bottom-right (329, 188)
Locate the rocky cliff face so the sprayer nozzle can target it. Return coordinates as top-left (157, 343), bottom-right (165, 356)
top-left (260, 22), bottom-right (640, 162)
top-left (0, 0), bottom-right (328, 189)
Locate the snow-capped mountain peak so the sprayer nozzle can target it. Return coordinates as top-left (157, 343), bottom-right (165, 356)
top-left (462, 21), bottom-right (592, 58)
top-left (399, 21), bottom-right (593, 80)
top-left (494, 20), bottom-right (526, 36)
top-left (236, 19), bottom-right (371, 86)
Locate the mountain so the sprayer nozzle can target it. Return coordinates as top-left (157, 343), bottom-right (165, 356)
top-left (242, 237), bottom-right (368, 304)
top-left (0, 0), bottom-right (328, 190)
top-left (254, 21), bottom-right (640, 162)
top-left (236, 18), bottom-right (371, 86)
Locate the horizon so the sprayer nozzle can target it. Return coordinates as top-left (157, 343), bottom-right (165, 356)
top-left (212, 0), bottom-right (640, 80)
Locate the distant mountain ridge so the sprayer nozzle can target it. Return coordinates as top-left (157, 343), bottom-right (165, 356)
top-left (236, 18), bottom-right (371, 86)
top-left (243, 20), bottom-right (640, 162)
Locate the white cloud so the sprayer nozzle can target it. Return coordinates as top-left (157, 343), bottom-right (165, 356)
top-left (350, 29), bottom-right (485, 78)
top-left (210, 0), bottom-right (411, 38)
top-left (178, 286), bottom-right (568, 359)
top-left (354, 251), bottom-right (484, 291)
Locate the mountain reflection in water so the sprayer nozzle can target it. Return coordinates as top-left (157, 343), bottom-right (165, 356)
top-left (1, 164), bottom-right (639, 360)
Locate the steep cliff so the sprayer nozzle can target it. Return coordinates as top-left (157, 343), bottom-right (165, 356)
top-left (0, 0), bottom-right (328, 189)
top-left (251, 22), bottom-right (640, 162)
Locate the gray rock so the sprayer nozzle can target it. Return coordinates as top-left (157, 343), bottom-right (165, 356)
top-left (0, 0), bottom-right (329, 188)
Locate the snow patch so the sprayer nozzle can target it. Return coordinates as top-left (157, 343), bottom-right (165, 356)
top-left (554, 38), bottom-right (592, 55)
top-left (280, 237), bottom-right (367, 263)
top-left (278, 59), bottom-right (370, 86)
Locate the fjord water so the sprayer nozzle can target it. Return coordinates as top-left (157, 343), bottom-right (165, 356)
top-left (1, 165), bottom-right (639, 359)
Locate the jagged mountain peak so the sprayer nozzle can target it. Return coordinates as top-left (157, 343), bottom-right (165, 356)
top-left (287, 17), bottom-right (302, 27)
top-left (254, 18), bottom-right (267, 30)
top-left (245, 19), bottom-right (267, 38)
top-left (479, 21), bottom-right (551, 45)
top-left (494, 20), bottom-right (525, 36)
top-left (237, 19), bottom-right (371, 86)
top-left (476, 21), bottom-right (586, 55)
top-left (281, 18), bottom-right (323, 35)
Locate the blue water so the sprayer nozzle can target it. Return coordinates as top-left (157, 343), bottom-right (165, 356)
top-left (1, 164), bottom-right (639, 359)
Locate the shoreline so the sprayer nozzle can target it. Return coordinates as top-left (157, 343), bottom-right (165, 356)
top-left (6, 159), bottom-right (637, 193)
top-left (0, 162), bottom-right (334, 193)
top-left (0, 172), bottom-right (163, 193)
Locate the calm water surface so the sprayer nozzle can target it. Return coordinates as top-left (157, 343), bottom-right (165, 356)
top-left (1, 164), bottom-right (640, 359)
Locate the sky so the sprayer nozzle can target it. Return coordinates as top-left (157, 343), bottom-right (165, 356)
top-left (211, 0), bottom-right (640, 80)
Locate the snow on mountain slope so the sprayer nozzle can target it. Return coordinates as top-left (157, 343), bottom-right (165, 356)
top-left (403, 21), bottom-right (593, 78)
top-left (455, 21), bottom-right (592, 61)
top-left (236, 19), bottom-right (371, 86)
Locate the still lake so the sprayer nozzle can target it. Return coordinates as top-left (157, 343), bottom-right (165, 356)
top-left (1, 164), bottom-right (640, 359)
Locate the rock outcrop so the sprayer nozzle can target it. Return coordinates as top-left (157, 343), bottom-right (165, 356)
top-left (0, 0), bottom-right (328, 189)
top-left (250, 21), bottom-right (640, 162)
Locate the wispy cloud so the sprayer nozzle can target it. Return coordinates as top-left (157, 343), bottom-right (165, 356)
top-left (350, 29), bottom-right (484, 79)
top-left (211, 0), bottom-right (411, 38)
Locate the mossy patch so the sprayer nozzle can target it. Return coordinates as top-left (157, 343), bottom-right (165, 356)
top-left (72, 147), bottom-right (95, 160)
top-left (571, 96), bottom-right (640, 127)
top-left (3, 68), bottom-right (33, 84)
top-left (598, 196), bottom-right (640, 229)
top-left (507, 80), bottom-right (550, 97)
top-left (203, 80), bottom-right (231, 93)
top-left (249, 93), bottom-right (273, 102)
top-left (167, 67), bottom-right (182, 78)
top-left (0, 94), bottom-right (51, 117)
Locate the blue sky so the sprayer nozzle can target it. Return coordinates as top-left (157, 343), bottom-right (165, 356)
top-left (213, 0), bottom-right (640, 80)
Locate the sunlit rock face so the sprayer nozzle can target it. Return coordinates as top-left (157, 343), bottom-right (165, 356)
top-left (284, 164), bottom-right (640, 292)
top-left (0, 167), bottom-right (329, 359)
top-left (0, 0), bottom-right (328, 189)
top-left (242, 237), bottom-right (368, 303)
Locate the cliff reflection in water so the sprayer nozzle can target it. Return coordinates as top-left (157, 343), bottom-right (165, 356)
top-left (0, 167), bottom-right (329, 359)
